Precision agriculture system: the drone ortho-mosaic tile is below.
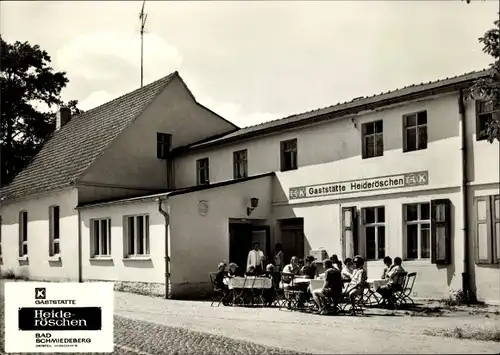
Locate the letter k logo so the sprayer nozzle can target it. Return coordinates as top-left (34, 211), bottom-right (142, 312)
top-left (35, 288), bottom-right (46, 300)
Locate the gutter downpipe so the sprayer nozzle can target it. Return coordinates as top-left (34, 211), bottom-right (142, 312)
top-left (77, 208), bottom-right (83, 283)
top-left (158, 197), bottom-right (170, 299)
top-left (459, 89), bottom-right (471, 302)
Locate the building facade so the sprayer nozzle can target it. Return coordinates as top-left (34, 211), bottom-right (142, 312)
top-left (1, 70), bottom-right (499, 303)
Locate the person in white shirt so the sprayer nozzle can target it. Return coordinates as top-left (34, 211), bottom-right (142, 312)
top-left (341, 257), bottom-right (354, 281)
top-left (274, 243), bottom-right (285, 272)
top-left (247, 242), bottom-right (265, 274)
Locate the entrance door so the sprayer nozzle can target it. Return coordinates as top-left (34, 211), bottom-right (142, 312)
top-left (280, 218), bottom-right (305, 265)
top-left (229, 223), bottom-right (270, 270)
top-left (342, 206), bottom-right (359, 258)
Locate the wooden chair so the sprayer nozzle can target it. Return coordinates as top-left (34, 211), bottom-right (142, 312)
top-left (209, 272), bottom-right (229, 307)
top-left (393, 272), bottom-right (417, 308)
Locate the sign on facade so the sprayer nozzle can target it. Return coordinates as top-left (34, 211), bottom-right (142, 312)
top-left (289, 171), bottom-right (429, 200)
top-left (4, 282), bottom-right (114, 353)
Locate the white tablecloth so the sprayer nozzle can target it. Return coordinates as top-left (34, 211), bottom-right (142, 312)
top-left (367, 278), bottom-right (389, 290)
top-left (309, 279), bottom-right (324, 290)
top-left (227, 277), bottom-right (272, 290)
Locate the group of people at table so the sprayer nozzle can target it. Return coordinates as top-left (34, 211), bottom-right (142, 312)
top-left (214, 242), bottom-right (407, 315)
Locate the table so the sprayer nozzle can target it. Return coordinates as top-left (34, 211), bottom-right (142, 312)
top-left (367, 278), bottom-right (388, 291)
top-left (309, 279), bottom-right (324, 290)
top-left (227, 277), bottom-right (272, 290)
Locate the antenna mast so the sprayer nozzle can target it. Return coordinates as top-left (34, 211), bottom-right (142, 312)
top-left (139, 0), bottom-right (148, 88)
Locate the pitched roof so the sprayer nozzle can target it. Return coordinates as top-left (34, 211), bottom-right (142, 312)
top-left (180, 69), bottom-right (489, 152)
top-left (1, 71), bottom-right (178, 201)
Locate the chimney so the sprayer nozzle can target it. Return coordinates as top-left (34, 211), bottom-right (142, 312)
top-left (56, 107), bottom-right (72, 131)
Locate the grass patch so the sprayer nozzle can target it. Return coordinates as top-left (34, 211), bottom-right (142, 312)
top-left (0, 269), bottom-right (29, 280)
top-left (424, 325), bottom-right (500, 342)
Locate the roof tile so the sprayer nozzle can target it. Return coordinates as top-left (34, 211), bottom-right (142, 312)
top-left (1, 71), bottom-right (178, 201)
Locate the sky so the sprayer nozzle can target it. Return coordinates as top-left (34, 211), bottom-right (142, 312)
top-left (1, 1), bottom-right (498, 128)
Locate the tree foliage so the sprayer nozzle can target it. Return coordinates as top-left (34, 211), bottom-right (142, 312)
top-left (0, 36), bottom-right (81, 187)
top-left (466, 2), bottom-right (500, 143)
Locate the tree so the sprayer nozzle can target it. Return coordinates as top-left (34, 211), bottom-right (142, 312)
top-left (466, 1), bottom-right (500, 143)
top-left (0, 36), bottom-right (81, 187)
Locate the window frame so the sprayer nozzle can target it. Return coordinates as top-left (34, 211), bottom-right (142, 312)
top-left (157, 132), bottom-right (172, 160)
top-left (233, 149), bottom-right (248, 179)
top-left (403, 202), bottom-right (431, 260)
top-left (362, 120), bottom-right (384, 159)
top-left (19, 210), bottom-right (28, 257)
top-left (196, 158), bottom-right (210, 185)
top-left (362, 206), bottom-right (386, 260)
top-left (124, 214), bottom-right (150, 257)
top-left (90, 218), bottom-right (112, 257)
top-left (475, 195), bottom-right (500, 264)
top-left (475, 100), bottom-right (497, 141)
top-left (403, 110), bottom-right (428, 152)
top-left (280, 138), bottom-right (298, 171)
top-left (49, 205), bottom-right (61, 256)
top-left (0, 215), bottom-right (2, 260)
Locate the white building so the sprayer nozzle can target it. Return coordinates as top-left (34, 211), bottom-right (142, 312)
top-left (1, 69), bottom-right (499, 303)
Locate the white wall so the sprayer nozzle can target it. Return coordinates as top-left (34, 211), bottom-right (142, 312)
top-left (80, 76), bottom-right (236, 194)
top-left (168, 176), bottom-right (272, 297)
top-left (80, 200), bottom-right (166, 284)
top-left (175, 93), bottom-right (461, 191)
top-left (273, 188), bottom-right (463, 299)
top-left (0, 189), bottom-right (79, 280)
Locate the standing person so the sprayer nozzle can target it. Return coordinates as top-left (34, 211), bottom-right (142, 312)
top-left (274, 243), bottom-right (285, 272)
top-left (311, 260), bottom-right (343, 315)
top-left (247, 242), bottom-right (265, 274)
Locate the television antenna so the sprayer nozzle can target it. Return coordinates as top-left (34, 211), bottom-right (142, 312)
top-left (139, 0), bottom-right (148, 87)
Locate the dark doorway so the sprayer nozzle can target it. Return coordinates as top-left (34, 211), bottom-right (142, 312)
top-left (229, 222), bottom-right (271, 271)
top-left (279, 218), bottom-right (305, 265)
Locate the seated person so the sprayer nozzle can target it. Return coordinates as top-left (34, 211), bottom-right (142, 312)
top-left (311, 260), bottom-right (343, 315)
top-left (381, 256), bottom-right (394, 279)
top-left (214, 262), bottom-right (228, 291)
top-left (377, 257), bottom-right (406, 307)
top-left (245, 265), bottom-right (256, 276)
top-left (281, 256), bottom-right (300, 288)
top-left (341, 258), bottom-right (354, 282)
top-left (262, 264), bottom-right (276, 306)
top-left (330, 254), bottom-right (342, 271)
top-left (301, 256), bottom-right (318, 279)
top-left (227, 263), bottom-right (238, 277)
top-left (344, 256), bottom-right (367, 312)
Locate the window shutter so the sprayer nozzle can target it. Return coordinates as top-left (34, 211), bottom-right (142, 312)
top-left (48, 206), bottom-right (54, 256)
top-left (493, 195), bottom-right (500, 264)
top-left (342, 207), bottom-right (357, 258)
top-left (474, 197), bottom-right (492, 264)
top-left (431, 199), bottom-right (451, 264)
top-left (18, 211), bottom-right (23, 257)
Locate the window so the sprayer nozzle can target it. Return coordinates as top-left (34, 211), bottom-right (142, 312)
top-left (363, 207), bottom-right (385, 260)
top-left (404, 203), bottom-right (431, 259)
top-left (362, 120), bottom-right (384, 159)
top-left (342, 207), bottom-right (358, 258)
top-left (91, 218), bottom-right (111, 257)
top-left (475, 100), bottom-right (497, 141)
top-left (196, 158), bottom-right (209, 185)
top-left (475, 195), bottom-right (500, 264)
top-left (19, 211), bottom-right (28, 257)
top-left (403, 111), bottom-right (428, 152)
top-left (157, 133), bottom-right (172, 159)
top-left (125, 215), bottom-right (150, 257)
top-left (233, 149), bottom-right (248, 179)
top-left (49, 206), bottom-right (60, 256)
top-left (280, 139), bottom-right (298, 171)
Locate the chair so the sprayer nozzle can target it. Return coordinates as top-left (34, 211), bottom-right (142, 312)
top-left (280, 273), bottom-right (304, 310)
top-left (341, 284), bottom-right (367, 315)
top-left (209, 272), bottom-right (229, 307)
top-left (393, 272), bottom-right (417, 308)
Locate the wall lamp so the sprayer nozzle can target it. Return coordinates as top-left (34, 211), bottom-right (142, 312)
top-left (247, 197), bottom-right (259, 216)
